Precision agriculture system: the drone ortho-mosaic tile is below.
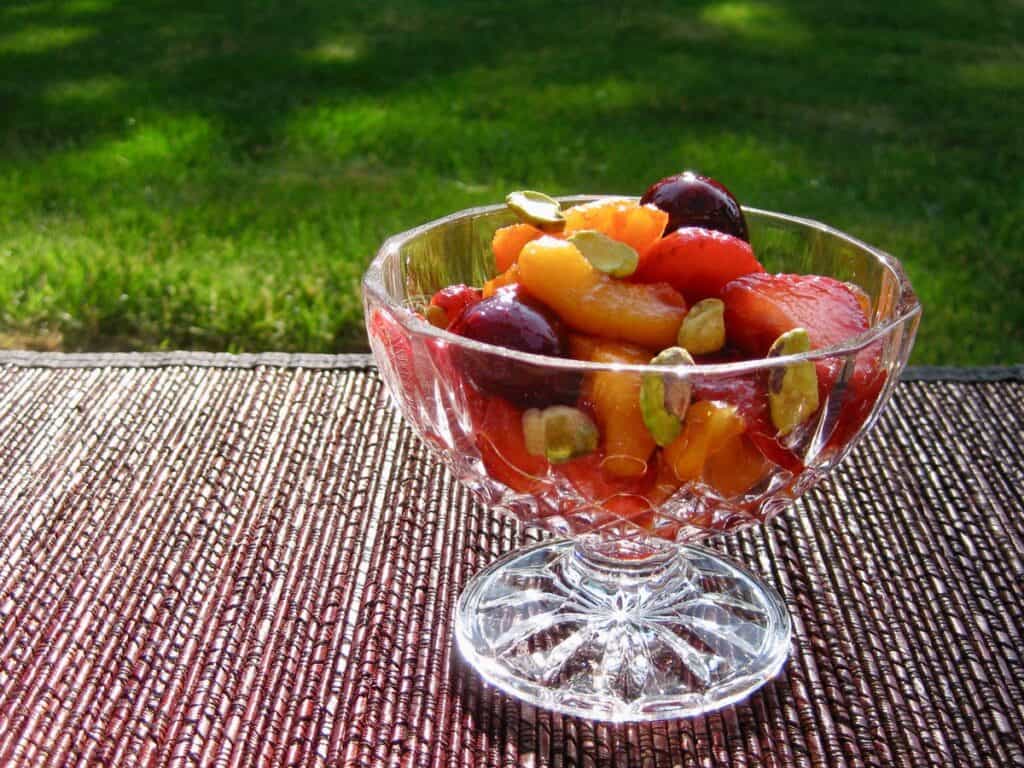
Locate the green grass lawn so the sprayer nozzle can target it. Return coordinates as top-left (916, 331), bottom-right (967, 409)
top-left (1, 0), bottom-right (1021, 362)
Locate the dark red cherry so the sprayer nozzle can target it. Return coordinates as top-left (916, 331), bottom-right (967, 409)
top-left (640, 171), bottom-right (749, 241)
top-left (449, 286), bottom-right (580, 407)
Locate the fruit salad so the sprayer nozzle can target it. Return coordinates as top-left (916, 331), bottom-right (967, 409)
top-left (386, 172), bottom-right (886, 541)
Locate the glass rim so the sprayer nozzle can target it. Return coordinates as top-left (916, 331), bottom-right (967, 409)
top-left (362, 197), bottom-right (922, 377)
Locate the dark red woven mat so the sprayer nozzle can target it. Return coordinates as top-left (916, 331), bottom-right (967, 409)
top-left (0, 357), bottom-right (1021, 767)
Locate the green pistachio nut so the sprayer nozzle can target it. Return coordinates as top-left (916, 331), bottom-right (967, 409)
top-left (521, 405), bottom-right (599, 463)
top-left (567, 230), bottom-right (640, 278)
top-left (522, 408), bottom-right (547, 457)
top-left (678, 298), bottom-right (726, 355)
top-left (640, 346), bottom-right (694, 446)
top-left (767, 328), bottom-right (820, 436)
top-left (506, 190), bottom-right (566, 232)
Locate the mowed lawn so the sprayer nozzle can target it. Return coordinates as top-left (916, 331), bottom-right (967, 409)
top-left (0, 1), bottom-right (1021, 362)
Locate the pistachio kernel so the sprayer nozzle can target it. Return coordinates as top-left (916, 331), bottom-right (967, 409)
top-left (522, 405), bottom-right (599, 463)
top-left (640, 346), bottom-right (695, 446)
top-left (677, 298), bottom-right (726, 355)
top-left (766, 328), bottom-right (820, 436)
top-left (522, 408), bottom-right (547, 457)
top-left (506, 190), bottom-right (566, 232)
top-left (424, 304), bottom-right (448, 329)
top-left (567, 230), bottom-right (640, 278)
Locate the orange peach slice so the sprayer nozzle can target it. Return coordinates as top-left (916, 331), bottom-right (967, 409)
top-left (584, 341), bottom-right (658, 478)
top-left (563, 198), bottom-right (668, 255)
top-left (704, 433), bottom-right (770, 497)
top-left (482, 264), bottom-right (519, 298)
top-left (517, 237), bottom-right (687, 349)
top-left (664, 401), bottom-right (746, 482)
top-left (491, 223), bottom-right (546, 273)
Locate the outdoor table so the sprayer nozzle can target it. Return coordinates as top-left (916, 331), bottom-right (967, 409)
top-left (0, 352), bottom-right (1020, 767)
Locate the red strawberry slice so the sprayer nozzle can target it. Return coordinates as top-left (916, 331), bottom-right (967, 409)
top-left (555, 454), bottom-right (659, 531)
top-left (721, 273), bottom-right (885, 452)
top-left (826, 362), bottom-right (887, 454)
top-left (467, 393), bottom-right (551, 494)
top-left (721, 273), bottom-right (869, 357)
top-left (632, 227), bottom-right (765, 303)
top-left (429, 284), bottom-right (482, 328)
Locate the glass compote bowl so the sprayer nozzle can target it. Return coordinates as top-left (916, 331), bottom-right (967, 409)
top-left (362, 198), bottom-right (920, 722)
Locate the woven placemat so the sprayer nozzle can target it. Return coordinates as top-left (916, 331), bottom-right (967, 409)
top-left (0, 359), bottom-right (1021, 767)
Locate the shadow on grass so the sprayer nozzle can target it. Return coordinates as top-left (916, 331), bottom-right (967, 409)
top-left (0, 0), bottom-right (1021, 359)
top-left (3, 1), bottom-right (1019, 161)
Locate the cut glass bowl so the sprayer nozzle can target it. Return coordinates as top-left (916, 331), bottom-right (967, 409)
top-left (362, 198), bottom-right (920, 722)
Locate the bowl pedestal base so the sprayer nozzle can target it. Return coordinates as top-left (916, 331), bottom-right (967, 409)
top-left (455, 538), bottom-right (791, 722)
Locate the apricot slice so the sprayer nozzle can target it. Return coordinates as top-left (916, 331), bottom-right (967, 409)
top-left (482, 264), bottom-right (519, 298)
top-left (663, 401), bottom-right (746, 482)
top-left (491, 223), bottom-right (546, 273)
top-left (517, 237), bottom-right (687, 349)
top-left (567, 332), bottom-right (601, 361)
top-left (563, 198), bottom-right (668, 255)
top-left (581, 340), bottom-right (657, 479)
top-left (704, 433), bottom-right (770, 497)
